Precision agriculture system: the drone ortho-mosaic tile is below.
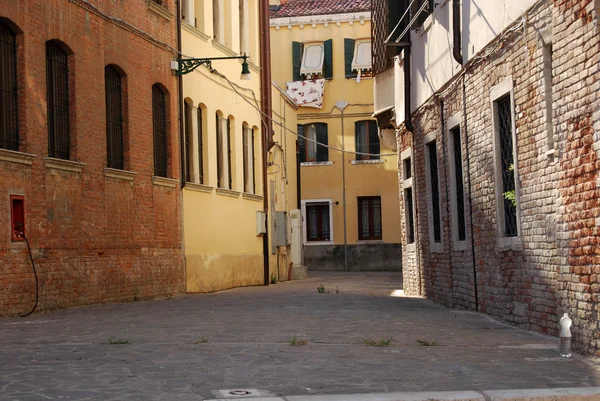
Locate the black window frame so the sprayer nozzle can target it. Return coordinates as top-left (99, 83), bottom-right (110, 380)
top-left (358, 196), bottom-right (382, 240)
top-left (0, 21), bottom-right (18, 151)
top-left (427, 140), bottom-right (441, 243)
top-left (184, 100), bottom-right (193, 182)
top-left (197, 106), bottom-right (204, 184)
top-left (496, 95), bottom-right (518, 237)
top-left (152, 84), bottom-right (168, 178)
top-left (450, 126), bottom-right (466, 241)
top-left (46, 41), bottom-right (70, 160)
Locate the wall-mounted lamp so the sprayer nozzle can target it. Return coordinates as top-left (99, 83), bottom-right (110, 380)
top-left (171, 53), bottom-right (252, 80)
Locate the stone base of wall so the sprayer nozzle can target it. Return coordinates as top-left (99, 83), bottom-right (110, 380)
top-left (2, 248), bottom-right (184, 317)
top-left (305, 243), bottom-right (402, 271)
top-left (186, 253), bottom-right (264, 293)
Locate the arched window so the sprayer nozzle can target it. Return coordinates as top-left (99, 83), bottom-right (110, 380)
top-left (105, 65), bottom-right (125, 169)
top-left (197, 105), bottom-right (204, 184)
top-left (46, 41), bottom-right (70, 159)
top-left (152, 84), bottom-right (168, 177)
top-left (0, 21), bottom-right (18, 151)
top-left (184, 99), bottom-right (193, 182)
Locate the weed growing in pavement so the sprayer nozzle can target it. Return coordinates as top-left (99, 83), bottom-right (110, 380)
top-left (335, 286), bottom-right (339, 293)
top-left (271, 273), bottom-right (278, 285)
top-left (289, 336), bottom-right (308, 346)
top-left (363, 337), bottom-right (393, 347)
top-left (416, 339), bottom-right (438, 346)
top-left (108, 338), bottom-right (130, 345)
top-left (195, 336), bottom-right (208, 344)
top-left (317, 285), bottom-right (326, 293)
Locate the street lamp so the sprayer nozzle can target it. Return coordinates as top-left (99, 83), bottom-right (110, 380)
top-left (171, 53), bottom-right (252, 80)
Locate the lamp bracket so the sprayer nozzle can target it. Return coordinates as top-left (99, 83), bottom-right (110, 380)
top-left (175, 54), bottom-right (248, 76)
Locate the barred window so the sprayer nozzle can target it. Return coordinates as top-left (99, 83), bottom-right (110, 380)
top-left (426, 141), bottom-right (441, 243)
top-left (358, 196), bottom-right (382, 240)
top-left (355, 120), bottom-right (379, 160)
top-left (450, 126), bottom-right (466, 241)
top-left (152, 84), bottom-right (168, 177)
top-left (0, 21), bottom-right (18, 151)
top-left (496, 95), bottom-right (517, 237)
top-left (306, 202), bottom-right (331, 242)
top-left (105, 66), bottom-right (124, 170)
top-left (46, 41), bottom-right (70, 160)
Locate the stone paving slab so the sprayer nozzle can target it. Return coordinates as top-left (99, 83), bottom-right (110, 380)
top-left (0, 272), bottom-right (599, 400)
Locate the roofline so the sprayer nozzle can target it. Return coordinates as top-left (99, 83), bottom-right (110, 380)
top-left (270, 11), bottom-right (371, 28)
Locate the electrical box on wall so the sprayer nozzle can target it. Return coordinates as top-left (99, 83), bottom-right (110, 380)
top-left (10, 195), bottom-right (25, 242)
top-left (256, 211), bottom-right (266, 235)
top-left (275, 211), bottom-right (288, 247)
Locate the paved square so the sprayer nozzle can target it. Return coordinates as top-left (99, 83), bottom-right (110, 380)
top-left (1, 272), bottom-right (599, 400)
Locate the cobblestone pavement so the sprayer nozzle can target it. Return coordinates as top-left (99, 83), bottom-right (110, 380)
top-left (1, 272), bottom-right (599, 400)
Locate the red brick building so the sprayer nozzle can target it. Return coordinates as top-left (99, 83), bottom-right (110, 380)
top-left (0, 0), bottom-right (184, 315)
top-left (372, 0), bottom-right (600, 355)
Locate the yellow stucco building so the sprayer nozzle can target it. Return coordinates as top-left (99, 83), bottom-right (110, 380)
top-left (270, 0), bottom-right (402, 271)
top-left (179, 0), bottom-right (301, 292)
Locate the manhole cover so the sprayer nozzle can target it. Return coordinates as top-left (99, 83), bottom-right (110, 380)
top-left (216, 389), bottom-right (263, 398)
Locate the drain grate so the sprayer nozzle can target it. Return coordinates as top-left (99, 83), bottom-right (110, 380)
top-left (212, 388), bottom-right (274, 399)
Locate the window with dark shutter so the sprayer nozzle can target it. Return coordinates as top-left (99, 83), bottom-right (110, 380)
top-left (227, 117), bottom-right (232, 189)
top-left (355, 121), bottom-right (380, 160)
top-left (344, 38), bottom-right (356, 79)
top-left (451, 127), bottom-right (466, 241)
top-left (46, 41), bottom-right (70, 160)
top-left (315, 123), bottom-right (328, 162)
top-left (152, 84), bottom-right (168, 177)
top-left (216, 113), bottom-right (222, 187)
top-left (405, 187), bottom-right (415, 244)
top-left (105, 66), bottom-right (124, 170)
top-left (297, 124), bottom-right (306, 163)
top-left (184, 101), bottom-right (193, 182)
top-left (298, 123), bottom-right (328, 162)
top-left (292, 41), bottom-right (303, 81)
top-left (0, 21), bottom-right (18, 151)
top-left (197, 106), bottom-right (204, 184)
top-left (358, 196), bottom-right (382, 240)
top-left (323, 39), bottom-right (333, 79)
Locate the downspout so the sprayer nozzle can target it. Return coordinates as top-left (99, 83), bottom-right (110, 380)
top-left (462, 74), bottom-right (479, 311)
top-left (452, 0), bottom-right (463, 65)
top-left (176, 0), bottom-right (185, 189)
top-left (259, 0), bottom-right (273, 286)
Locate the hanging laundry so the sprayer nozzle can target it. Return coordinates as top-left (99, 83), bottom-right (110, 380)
top-left (285, 78), bottom-right (325, 109)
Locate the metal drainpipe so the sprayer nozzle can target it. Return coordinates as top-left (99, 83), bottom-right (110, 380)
top-left (462, 74), bottom-right (479, 311)
top-left (452, 0), bottom-right (463, 65)
top-left (259, 0), bottom-right (273, 286)
top-left (176, 0), bottom-right (185, 188)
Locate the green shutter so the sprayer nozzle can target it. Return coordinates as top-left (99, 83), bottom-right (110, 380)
top-left (292, 41), bottom-right (302, 81)
top-left (344, 38), bottom-right (356, 78)
top-left (323, 39), bottom-right (333, 79)
top-left (369, 121), bottom-right (380, 160)
top-left (316, 123), bottom-right (328, 162)
top-left (355, 121), bottom-right (361, 160)
top-left (297, 124), bottom-right (306, 163)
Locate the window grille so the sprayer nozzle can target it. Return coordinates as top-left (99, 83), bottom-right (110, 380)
top-left (152, 84), bottom-right (168, 177)
top-left (306, 203), bottom-right (330, 241)
top-left (197, 107), bottom-right (204, 184)
top-left (451, 127), bottom-right (466, 241)
top-left (0, 21), bottom-right (18, 151)
top-left (105, 66), bottom-right (124, 170)
top-left (427, 141), bottom-right (441, 243)
top-left (184, 101), bottom-right (193, 182)
top-left (497, 95), bottom-right (517, 237)
top-left (405, 187), bottom-right (415, 244)
top-left (46, 41), bottom-right (70, 160)
top-left (358, 197), bottom-right (382, 240)
top-left (355, 121), bottom-right (380, 160)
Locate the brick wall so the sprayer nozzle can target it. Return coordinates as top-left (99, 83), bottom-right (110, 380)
top-left (398, 0), bottom-right (600, 355)
top-left (0, 0), bottom-right (184, 316)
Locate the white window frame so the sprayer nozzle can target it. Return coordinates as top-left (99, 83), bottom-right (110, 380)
top-left (351, 38), bottom-right (372, 73)
top-left (301, 199), bottom-right (333, 245)
top-left (447, 114), bottom-right (468, 251)
top-left (300, 41), bottom-right (324, 76)
top-left (401, 148), bottom-right (416, 251)
top-left (423, 132), bottom-right (443, 253)
top-left (490, 77), bottom-right (522, 250)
